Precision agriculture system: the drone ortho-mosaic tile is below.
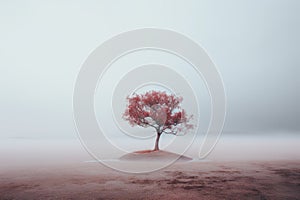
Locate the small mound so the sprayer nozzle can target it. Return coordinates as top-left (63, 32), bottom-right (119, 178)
top-left (120, 150), bottom-right (192, 162)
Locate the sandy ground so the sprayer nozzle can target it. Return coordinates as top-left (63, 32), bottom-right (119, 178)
top-left (0, 135), bottom-right (299, 199)
top-left (0, 160), bottom-right (299, 200)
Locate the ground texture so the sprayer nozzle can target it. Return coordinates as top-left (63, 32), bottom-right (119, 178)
top-left (0, 160), bottom-right (299, 200)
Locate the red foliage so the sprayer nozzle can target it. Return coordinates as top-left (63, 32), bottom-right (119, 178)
top-left (123, 90), bottom-right (193, 136)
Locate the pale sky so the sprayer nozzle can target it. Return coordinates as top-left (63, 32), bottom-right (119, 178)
top-left (0, 0), bottom-right (299, 139)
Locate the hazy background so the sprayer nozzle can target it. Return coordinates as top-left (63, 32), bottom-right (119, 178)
top-left (0, 0), bottom-right (299, 140)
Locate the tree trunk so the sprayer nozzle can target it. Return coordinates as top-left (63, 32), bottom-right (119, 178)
top-left (154, 132), bottom-right (161, 151)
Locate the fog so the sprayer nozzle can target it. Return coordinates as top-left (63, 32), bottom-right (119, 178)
top-left (0, 0), bottom-right (299, 140)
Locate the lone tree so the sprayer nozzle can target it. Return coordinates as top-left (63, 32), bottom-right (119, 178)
top-left (123, 90), bottom-right (193, 151)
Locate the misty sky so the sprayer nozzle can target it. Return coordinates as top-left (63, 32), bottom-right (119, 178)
top-left (0, 0), bottom-right (299, 139)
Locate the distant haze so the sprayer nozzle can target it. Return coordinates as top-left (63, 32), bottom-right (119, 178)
top-left (0, 0), bottom-right (299, 139)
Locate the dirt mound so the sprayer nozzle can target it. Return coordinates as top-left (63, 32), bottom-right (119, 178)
top-left (119, 150), bottom-right (192, 162)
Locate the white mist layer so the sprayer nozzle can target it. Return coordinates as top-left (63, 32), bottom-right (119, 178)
top-left (0, 132), bottom-right (299, 171)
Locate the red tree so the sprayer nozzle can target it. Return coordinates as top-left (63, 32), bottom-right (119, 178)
top-left (123, 90), bottom-right (193, 151)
